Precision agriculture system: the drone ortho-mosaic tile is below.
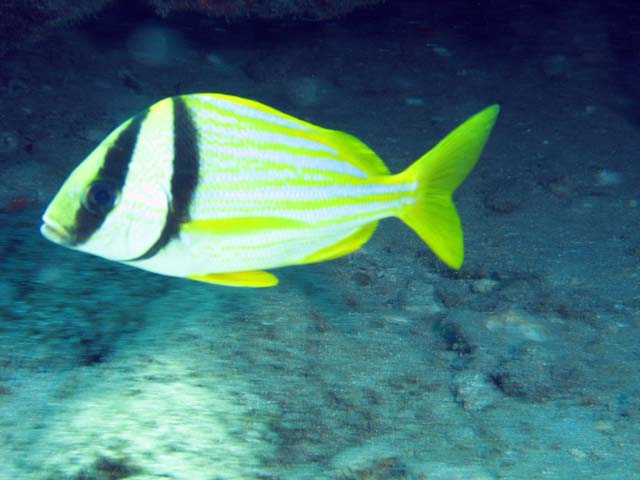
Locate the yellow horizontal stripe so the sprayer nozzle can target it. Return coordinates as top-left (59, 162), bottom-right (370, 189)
top-left (187, 95), bottom-right (374, 178)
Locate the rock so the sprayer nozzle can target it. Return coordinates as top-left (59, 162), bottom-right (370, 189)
top-left (453, 371), bottom-right (503, 411)
top-left (403, 282), bottom-right (446, 317)
top-left (483, 183), bottom-right (526, 214)
top-left (489, 343), bottom-right (580, 402)
top-left (484, 308), bottom-right (547, 343)
top-left (436, 283), bottom-right (470, 308)
top-left (286, 76), bottom-right (332, 107)
top-left (126, 25), bottom-right (193, 68)
top-left (332, 443), bottom-right (409, 480)
top-left (0, 280), bottom-right (18, 308)
top-left (470, 278), bottom-right (500, 294)
top-left (435, 319), bottom-right (475, 355)
top-left (595, 169), bottom-right (624, 186)
top-left (412, 462), bottom-right (497, 480)
top-left (352, 271), bottom-right (372, 286)
top-left (0, 130), bottom-right (20, 155)
top-left (542, 55), bottom-right (568, 79)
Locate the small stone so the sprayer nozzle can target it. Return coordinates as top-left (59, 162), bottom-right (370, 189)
top-left (569, 448), bottom-right (587, 461)
top-left (412, 462), bottom-right (496, 480)
top-left (436, 283), bottom-right (469, 308)
top-left (593, 420), bottom-right (615, 435)
top-left (484, 308), bottom-right (547, 342)
top-left (453, 371), bottom-right (502, 411)
top-left (470, 278), bottom-right (499, 294)
top-left (547, 177), bottom-right (577, 198)
top-left (542, 55), bottom-right (568, 79)
top-left (0, 280), bottom-right (18, 307)
top-left (488, 342), bottom-right (578, 403)
top-left (483, 183), bottom-right (526, 214)
top-left (118, 69), bottom-right (144, 93)
top-left (36, 266), bottom-right (67, 286)
top-left (595, 169), bottom-right (624, 186)
top-left (436, 319), bottom-right (475, 355)
top-left (405, 97), bottom-right (425, 107)
top-left (332, 443), bottom-right (406, 480)
top-left (84, 128), bottom-right (109, 143)
top-left (287, 77), bottom-right (331, 107)
top-left (428, 44), bottom-right (451, 57)
top-left (0, 130), bottom-right (19, 155)
top-left (352, 271), bottom-right (372, 286)
top-left (403, 282), bottom-right (445, 316)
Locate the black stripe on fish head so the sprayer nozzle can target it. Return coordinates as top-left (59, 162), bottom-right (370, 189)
top-left (131, 96), bottom-right (200, 261)
top-left (71, 109), bottom-right (148, 245)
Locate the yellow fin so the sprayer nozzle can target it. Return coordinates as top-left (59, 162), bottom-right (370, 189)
top-left (399, 105), bottom-right (499, 269)
top-left (303, 222), bottom-right (378, 264)
top-left (188, 270), bottom-right (279, 288)
top-left (322, 130), bottom-right (390, 176)
top-left (182, 217), bottom-right (309, 235)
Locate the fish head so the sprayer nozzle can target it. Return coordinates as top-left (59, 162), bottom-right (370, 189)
top-left (41, 127), bottom-right (170, 263)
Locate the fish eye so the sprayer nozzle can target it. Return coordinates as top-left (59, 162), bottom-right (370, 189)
top-left (83, 180), bottom-right (118, 215)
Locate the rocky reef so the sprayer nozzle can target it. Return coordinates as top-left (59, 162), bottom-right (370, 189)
top-left (0, 0), bottom-right (384, 57)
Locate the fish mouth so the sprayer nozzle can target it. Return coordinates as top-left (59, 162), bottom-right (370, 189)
top-left (40, 219), bottom-right (73, 246)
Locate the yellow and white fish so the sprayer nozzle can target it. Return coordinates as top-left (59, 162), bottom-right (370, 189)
top-left (40, 94), bottom-right (499, 287)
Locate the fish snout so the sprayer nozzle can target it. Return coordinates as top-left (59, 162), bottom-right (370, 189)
top-left (40, 219), bottom-right (74, 246)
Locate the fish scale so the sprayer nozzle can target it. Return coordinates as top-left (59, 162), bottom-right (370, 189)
top-left (41, 93), bottom-right (499, 287)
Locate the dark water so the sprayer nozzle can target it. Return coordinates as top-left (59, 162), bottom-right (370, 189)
top-left (1, 1), bottom-right (639, 478)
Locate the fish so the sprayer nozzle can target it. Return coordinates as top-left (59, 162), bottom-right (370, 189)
top-left (40, 94), bottom-right (499, 287)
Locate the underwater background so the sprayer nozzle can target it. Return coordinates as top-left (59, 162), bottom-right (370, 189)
top-left (1, 0), bottom-right (639, 478)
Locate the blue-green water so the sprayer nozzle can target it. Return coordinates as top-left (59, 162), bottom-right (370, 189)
top-left (1, 1), bottom-right (639, 478)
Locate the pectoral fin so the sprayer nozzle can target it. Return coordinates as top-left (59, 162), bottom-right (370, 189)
top-left (188, 270), bottom-right (279, 288)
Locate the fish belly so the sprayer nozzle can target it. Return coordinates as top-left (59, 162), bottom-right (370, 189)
top-left (130, 176), bottom-right (414, 277)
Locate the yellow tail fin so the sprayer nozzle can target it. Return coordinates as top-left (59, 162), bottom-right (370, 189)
top-left (399, 105), bottom-right (499, 269)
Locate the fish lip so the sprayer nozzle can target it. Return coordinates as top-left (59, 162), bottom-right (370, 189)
top-left (40, 219), bottom-right (73, 245)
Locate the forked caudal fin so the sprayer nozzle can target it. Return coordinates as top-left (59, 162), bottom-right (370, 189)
top-left (398, 105), bottom-right (500, 269)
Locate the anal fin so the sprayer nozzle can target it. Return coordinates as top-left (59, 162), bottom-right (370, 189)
top-left (303, 222), bottom-right (378, 264)
top-left (188, 270), bottom-right (279, 288)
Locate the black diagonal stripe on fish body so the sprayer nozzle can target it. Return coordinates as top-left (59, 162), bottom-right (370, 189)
top-left (133, 96), bottom-right (200, 261)
top-left (72, 109), bottom-right (148, 246)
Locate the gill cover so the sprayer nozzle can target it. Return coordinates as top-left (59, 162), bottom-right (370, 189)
top-left (43, 105), bottom-right (173, 262)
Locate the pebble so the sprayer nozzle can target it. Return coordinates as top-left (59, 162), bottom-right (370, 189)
top-left (332, 443), bottom-right (405, 480)
top-left (453, 371), bottom-right (503, 411)
top-left (484, 308), bottom-right (547, 342)
top-left (287, 77), bottom-right (331, 107)
top-left (0, 280), bottom-right (18, 307)
top-left (0, 130), bottom-right (19, 155)
top-left (405, 97), bottom-right (425, 107)
top-left (84, 128), bottom-right (109, 143)
top-left (412, 462), bottom-right (497, 480)
top-left (593, 420), bottom-right (615, 435)
top-left (595, 169), bottom-right (624, 186)
top-left (403, 282), bottom-right (446, 316)
top-left (542, 54), bottom-right (568, 79)
top-left (471, 278), bottom-right (499, 294)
